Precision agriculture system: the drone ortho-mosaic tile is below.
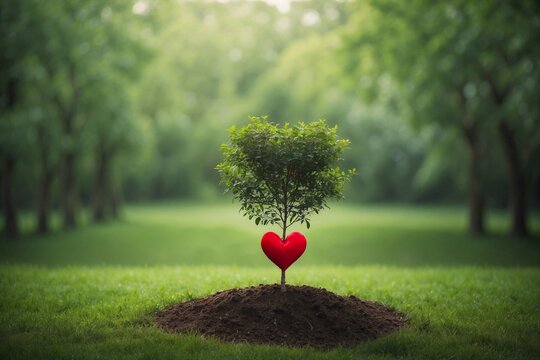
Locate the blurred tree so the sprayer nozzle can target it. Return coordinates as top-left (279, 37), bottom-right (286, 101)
top-left (27, 76), bottom-right (62, 234)
top-left (348, 0), bottom-right (540, 235)
top-left (0, 0), bottom-right (45, 237)
top-left (0, 116), bottom-right (23, 238)
top-left (34, 0), bottom-right (147, 228)
top-left (469, 1), bottom-right (540, 236)
top-left (86, 81), bottom-right (138, 222)
top-left (346, 0), bottom-right (492, 233)
top-left (1, 0), bottom-right (149, 235)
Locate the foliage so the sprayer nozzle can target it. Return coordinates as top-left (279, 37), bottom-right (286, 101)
top-left (3, 0), bottom-right (540, 237)
top-left (342, 0), bottom-right (540, 235)
top-left (217, 117), bottom-right (354, 234)
top-left (343, 0), bottom-right (540, 197)
top-left (124, 1), bottom-right (354, 201)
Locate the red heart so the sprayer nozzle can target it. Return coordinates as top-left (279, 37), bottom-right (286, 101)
top-left (261, 231), bottom-right (307, 271)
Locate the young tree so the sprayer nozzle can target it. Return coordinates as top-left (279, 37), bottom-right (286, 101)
top-left (217, 116), bottom-right (354, 291)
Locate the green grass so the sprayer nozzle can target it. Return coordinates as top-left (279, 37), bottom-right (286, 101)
top-left (1, 203), bottom-right (540, 359)
top-left (1, 266), bottom-right (539, 359)
top-left (1, 203), bottom-right (539, 266)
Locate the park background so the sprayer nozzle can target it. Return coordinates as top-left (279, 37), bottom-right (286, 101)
top-left (1, 0), bottom-right (540, 359)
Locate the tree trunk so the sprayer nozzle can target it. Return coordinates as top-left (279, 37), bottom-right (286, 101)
top-left (485, 75), bottom-right (529, 237)
top-left (36, 168), bottom-right (52, 234)
top-left (461, 125), bottom-right (485, 235)
top-left (281, 225), bottom-right (287, 292)
top-left (59, 109), bottom-right (77, 229)
top-left (498, 120), bottom-right (528, 237)
top-left (457, 86), bottom-right (485, 235)
top-left (92, 147), bottom-right (108, 222)
top-left (2, 77), bottom-right (19, 239)
top-left (109, 184), bottom-right (120, 218)
top-left (36, 126), bottom-right (53, 234)
top-left (56, 64), bottom-right (80, 230)
top-left (2, 156), bottom-right (19, 238)
top-left (62, 151), bottom-right (77, 229)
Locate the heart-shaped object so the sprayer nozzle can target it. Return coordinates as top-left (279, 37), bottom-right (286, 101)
top-left (261, 231), bottom-right (307, 271)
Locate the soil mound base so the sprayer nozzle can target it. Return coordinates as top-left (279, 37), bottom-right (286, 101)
top-left (156, 285), bottom-right (407, 349)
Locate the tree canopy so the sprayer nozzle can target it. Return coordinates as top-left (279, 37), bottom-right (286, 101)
top-left (217, 117), bottom-right (354, 238)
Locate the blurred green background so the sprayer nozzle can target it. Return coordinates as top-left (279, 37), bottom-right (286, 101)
top-left (1, 202), bottom-right (539, 267)
top-left (2, 2), bottom-right (540, 359)
top-left (2, 0), bottom-right (539, 240)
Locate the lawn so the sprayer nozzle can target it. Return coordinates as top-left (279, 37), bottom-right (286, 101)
top-left (1, 203), bottom-right (540, 359)
top-left (1, 202), bottom-right (539, 267)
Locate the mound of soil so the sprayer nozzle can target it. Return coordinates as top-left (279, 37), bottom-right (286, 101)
top-left (155, 284), bottom-right (407, 349)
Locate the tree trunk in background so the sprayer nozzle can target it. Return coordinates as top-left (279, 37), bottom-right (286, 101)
top-left (109, 180), bottom-right (120, 218)
top-left (485, 76), bottom-right (529, 237)
top-left (36, 126), bottom-right (53, 234)
top-left (62, 151), bottom-right (77, 229)
top-left (37, 166), bottom-right (53, 234)
top-left (457, 87), bottom-right (485, 235)
top-left (2, 77), bottom-right (19, 238)
top-left (498, 120), bottom-right (528, 237)
top-left (56, 64), bottom-right (80, 230)
top-left (461, 125), bottom-right (485, 235)
top-left (2, 157), bottom-right (19, 238)
top-left (92, 147), bottom-right (109, 222)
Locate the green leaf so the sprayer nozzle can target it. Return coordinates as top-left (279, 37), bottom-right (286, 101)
top-left (217, 117), bottom-right (353, 231)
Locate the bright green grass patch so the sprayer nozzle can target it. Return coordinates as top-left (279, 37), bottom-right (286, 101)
top-left (1, 203), bottom-right (539, 267)
top-left (1, 204), bottom-right (539, 358)
top-left (1, 265), bottom-right (539, 359)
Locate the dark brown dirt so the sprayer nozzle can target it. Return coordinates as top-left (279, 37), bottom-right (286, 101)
top-left (155, 284), bottom-right (408, 349)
